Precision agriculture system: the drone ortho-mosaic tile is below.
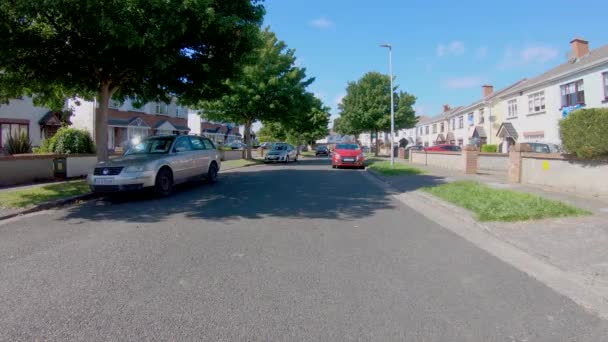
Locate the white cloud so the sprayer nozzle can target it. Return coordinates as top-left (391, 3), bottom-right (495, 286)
top-left (437, 41), bottom-right (465, 57)
top-left (519, 46), bottom-right (559, 64)
top-left (334, 93), bottom-right (345, 107)
top-left (500, 44), bottom-right (559, 68)
top-left (441, 76), bottom-right (484, 89)
top-left (475, 46), bottom-right (488, 60)
top-left (309, 17), bottom-right (334, 29)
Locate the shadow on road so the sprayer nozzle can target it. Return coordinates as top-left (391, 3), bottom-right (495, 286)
top-left (61, 159), bottom-right (446, 224)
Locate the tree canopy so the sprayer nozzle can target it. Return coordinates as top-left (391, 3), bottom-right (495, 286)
top-left (336, 72), bottom-right (416, 154)
top-left (199, 27), bottom-right (317, 159)
top-left (0, 0), bottom-right (264, 160)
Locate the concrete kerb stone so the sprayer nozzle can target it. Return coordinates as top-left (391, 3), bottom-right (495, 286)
top-left (361, 168), bottom-right (608, 320)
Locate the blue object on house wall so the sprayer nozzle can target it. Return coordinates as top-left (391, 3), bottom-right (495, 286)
top-left (562, 104), bottom-right (582, 118)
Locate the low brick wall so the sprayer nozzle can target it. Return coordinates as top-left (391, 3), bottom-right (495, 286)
top-left (410, 151), bottom-right (462, 171)
top-left (0, 154), bottom-right (97, 187)
top-left (220, 150), bottom-right (244, 161)
top-left (478, 153), bottom-right (508, 172)
top-left (521, 153), bottom-right (608, 195)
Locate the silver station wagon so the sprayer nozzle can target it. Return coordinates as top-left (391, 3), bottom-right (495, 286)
top-left (88, 135), bottom-right (221, 196)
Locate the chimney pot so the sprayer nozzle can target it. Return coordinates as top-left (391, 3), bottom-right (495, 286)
top-left (482, 85), bottom-right (494, 98)
top-left (570, 38), bottom-right (589, 59)
top-left (443, 104), bottom-right (450, 112)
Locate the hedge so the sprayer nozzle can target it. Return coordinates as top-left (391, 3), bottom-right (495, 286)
top-left (559, 108), bottom-right (608, 159)
top-left (480, 144), bottom-right (498, 153)
top-left (34, 127), bottom-right (95, 154)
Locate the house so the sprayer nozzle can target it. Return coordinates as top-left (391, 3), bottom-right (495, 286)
top-left (495, 38), bottom-right (608, 152)
top-left (70, 98), bottom-right (190, 151)
top-left (187, 111), bottom-right (241, 145)
top-left (0, 97), bottom-right (65, 153)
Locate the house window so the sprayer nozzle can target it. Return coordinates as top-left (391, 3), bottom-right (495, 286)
top-left (424, 142), bottom-right (429, 147)
top-left (432, 124), bottom-right (437, 134)
top-left (479, 108), bottom-right (485, 124)
top-left (507, 99), bottom-right (518, 118)
top-left (128, 127), bottom-right (149, 141)
top-left (425, 126), bottom-right (429, 135)
top-left (451, 118), bottom-right (456, 130)
top-left (0, 122), bottom-right (29, 148)
top-left (560, 80), bottom-right (585, 107)
top-left (457, 139), bottom-right (463, 147)
top-left (440, 122), bottom-right (444, 133)
top-left (603, 72), bottom-right (608, 99)
top-left (419, 127), bottom-right (423, 135)
top-left (154, 102), bottom-right (168, 115)
top-left (527, 91), bottom-right (546, 113)
top-left (467, 113), bottom-right (474, 126)
top-left (108, 99), bottom-right (121, 109)
top-left (458, 116), bottom-right (464, 129)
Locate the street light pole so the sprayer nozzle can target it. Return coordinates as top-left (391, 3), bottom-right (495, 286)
top-left (380, 44), bottom-right (395, 166)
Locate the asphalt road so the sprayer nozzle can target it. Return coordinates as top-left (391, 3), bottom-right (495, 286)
top-left (1, 158), bottom-right (607, 341)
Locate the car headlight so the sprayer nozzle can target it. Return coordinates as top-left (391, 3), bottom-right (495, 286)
top-left (124, 165), bottom-right (147, 173)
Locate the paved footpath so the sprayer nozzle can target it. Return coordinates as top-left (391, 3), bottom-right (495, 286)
top-left (1, 159), bottom-right (607, 341)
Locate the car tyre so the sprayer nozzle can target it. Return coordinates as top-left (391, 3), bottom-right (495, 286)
top-left (206, 162), bottom-right (219, 184)
top-left (285, 156), bottom-right (289, 164)
top-left (154, 168), bottom-right (173, 197)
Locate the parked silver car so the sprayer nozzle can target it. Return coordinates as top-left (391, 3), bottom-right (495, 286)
top-left (264, 143), bottom-right (298, 163)
top-left (88, 135), bottom-right (221, 196)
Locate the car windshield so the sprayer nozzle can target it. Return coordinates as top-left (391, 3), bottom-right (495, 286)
top-left (335, 144), bottom-right (359, 150)
top-left (272, 144), bottom-right (288, 151)
top-left (125, 136), bottom-right (175, 155)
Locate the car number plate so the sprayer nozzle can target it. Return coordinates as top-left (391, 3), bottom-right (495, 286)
top-left (343, 158), bottom-right (355, 162)
top-left (94, 178), bottom-right (114, 185)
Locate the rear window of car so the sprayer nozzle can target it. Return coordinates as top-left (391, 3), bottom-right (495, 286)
top-left (189, 136), bottom-right (205, 150)
top-left (203, 139), bottom-right (215, 150)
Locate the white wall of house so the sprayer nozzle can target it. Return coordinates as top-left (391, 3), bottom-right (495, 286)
top-left (188, 111), bottom-right (202, 135)
top-left (0, 97), bottom-right (51, 147)
top-left (68, 98), bottom-right (96, 137)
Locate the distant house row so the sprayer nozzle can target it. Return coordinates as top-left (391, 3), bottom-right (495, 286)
top-left (397, 37), bottom-right (608, 153)
top-left (0, 96), bottom-right (240, 154)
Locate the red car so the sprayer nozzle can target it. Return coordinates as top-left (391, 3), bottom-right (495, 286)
top-left (331, 143), bottom-right (365, 169)
top-left (425, 144), bottom-right (462, 152)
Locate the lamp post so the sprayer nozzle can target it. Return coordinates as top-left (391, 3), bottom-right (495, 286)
top-left (380, 43), bottom-right (395, 166)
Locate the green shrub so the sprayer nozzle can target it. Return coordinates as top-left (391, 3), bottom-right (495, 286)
top-left (5, 132), bottom-right (32, 154)
top-left (36, 127), bottom-right (95, 154)
top-left (480, 144), bottom-right (498, 153)
top-left (559, 108), bottom-right (608, 158)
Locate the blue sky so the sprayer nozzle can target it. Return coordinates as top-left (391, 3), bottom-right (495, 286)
top-left (263, 0), bottom-right (608, 123)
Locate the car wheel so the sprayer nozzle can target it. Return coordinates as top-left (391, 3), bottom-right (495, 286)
top-left (206, 162), bottom-right (219, 183)
top-left (154, 168), bottom-right (173, 197)
top-left (294, 155), bottom-right (298, 162)
top-left (285, 156), bottom-right (289, 164)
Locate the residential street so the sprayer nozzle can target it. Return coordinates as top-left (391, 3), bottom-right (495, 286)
top-left (1, 159), bottom-right (607, 341)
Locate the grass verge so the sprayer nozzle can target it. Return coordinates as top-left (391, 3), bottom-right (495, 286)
top-left (0, 181), bottom-right (90, 209)
top-left (221, 159), bottom-right (263, 170)
top-left (367, 160), bottom-right (424, 176)
top-left (422, 181), bottom-right (590, 222)
top-left (300, 151), bottom-right (316, 157)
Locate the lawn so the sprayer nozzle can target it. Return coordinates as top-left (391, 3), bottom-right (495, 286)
top-left (366, 160), bottom-right (424, 176)
top-left (221, 159), bottom-right (263, 170)
top-left (0, 180), bottom-right (90, 209)
top-left (300, 151), bottom-right (315, 157)
top-left (422, 181), bottom-right (590, 222)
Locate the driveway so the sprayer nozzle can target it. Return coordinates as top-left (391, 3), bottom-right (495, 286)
top-left (0, 158), bottom-right (607, 341)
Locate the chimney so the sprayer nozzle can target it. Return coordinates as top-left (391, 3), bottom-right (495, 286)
top-left (443, 104), bottom-right (450, 112)
top-left (482, 85), bottom-right (494, 98)
top-left (570, 38), bottom-right (589, 59)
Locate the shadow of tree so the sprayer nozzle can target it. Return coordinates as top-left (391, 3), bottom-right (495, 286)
top-left (60, 159), bottom-right (449, 224)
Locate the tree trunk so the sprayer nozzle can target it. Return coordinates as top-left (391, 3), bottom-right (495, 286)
top-left (374, 129), bottom-right (379, 157)
top-left (95, 83), bottom-right (112, 162)
top-left (244, 120), bottom-right (253, 160)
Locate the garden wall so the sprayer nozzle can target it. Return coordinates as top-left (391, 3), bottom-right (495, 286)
top-left (410, 151), bottom-right (462, 171)
top-left (0, 154), bottom-right (97, 187)
top-left (220, 150), bottom-right (244, 161)
top-left (478, 153), bottom-right (508, 172)
top-left (520, 153), bottom-right (608, 195)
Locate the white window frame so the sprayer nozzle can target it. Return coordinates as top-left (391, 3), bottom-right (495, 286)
top-left (432, 124), bottom-right (437, 134)
top-left (603, 72), bottom-right (608, 100)
top-left (478, 108), bottom-right (485, 124)
top-left (458, 116), bottom-right (464, 129)
top-left (154, 102), bottom-right (168, 115)
top-left (467, 113), bottom-right (474, 127)
top-left (128, 127), bottom-right (149, 141)
top-left (507, 99), bottom-right (518, 118)
top-left (527, 91), bottom-right (546, 114)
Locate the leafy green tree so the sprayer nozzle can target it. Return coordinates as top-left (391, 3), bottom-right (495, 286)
top-left (0, 0), bottom-right (264, 160)
top-left (337, 72), bottom-right (416, 155)
top-left (257, 122), bottom-right (287, 143)
top-left (199, 28), bottom-right (314, 159)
